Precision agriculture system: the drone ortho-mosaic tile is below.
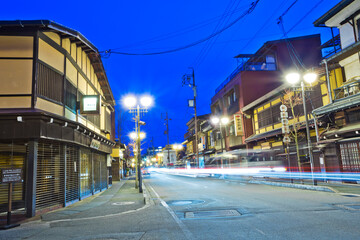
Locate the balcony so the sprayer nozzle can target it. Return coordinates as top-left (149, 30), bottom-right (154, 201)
top-left (334, 80), bottom-right (360, 100)
top-left (215, 62), bottom-right (276, 94)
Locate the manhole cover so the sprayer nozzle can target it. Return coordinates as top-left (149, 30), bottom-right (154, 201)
top-left (342, 194), bottom-right (359, 198)
top-left (184, 209), bottom-right (241, 219)
top-left (111, 202), bottom-right (135, 206)
top-left (167, 200), bottom-right (204, 206)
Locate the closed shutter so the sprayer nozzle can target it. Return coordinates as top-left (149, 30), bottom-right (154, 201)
top-left (94, 153), bottom-right (107, 191)
top-left (80, 149), bottom-right (92, 197)
top-left (66, 145), bottom-right (79, 204)
top-left (36, 141), bottom-right (64, 210)
top-left (100, 154), bottom-right (107, 190)
top-left (93, 153), bottom-right (100, 192)
top-left (0, 142), bottom-right (26, 212)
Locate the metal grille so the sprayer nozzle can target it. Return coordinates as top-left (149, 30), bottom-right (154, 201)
top-left (80, 148), bottom-right (92, 197)
top-left (37, 62), bottom-right (64, 103)
top-left (94, 153), bottom-right (107, 191)
top-left (36, 141), bottom-right (64, 210)
top-left (0, 142), bottom-right (26, 212)
top-left (66, 145), bottom-right (79, 204)
top-left (340, 142), bottom-right (360, 172)
top-left (93, 154), bottom-right (100, 192)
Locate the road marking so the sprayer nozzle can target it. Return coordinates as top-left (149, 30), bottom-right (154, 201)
top-left (255, 228), bottom-right (266, 235)
top-left (147, 184), bottom-right (195, 240)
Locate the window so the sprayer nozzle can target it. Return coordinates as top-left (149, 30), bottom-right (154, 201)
top-left (37, 62), bottom-right (63, 103)
top-left (258, 108), bottom-right (272, 128)
top-left (65, 79), bottom-right (77, 112)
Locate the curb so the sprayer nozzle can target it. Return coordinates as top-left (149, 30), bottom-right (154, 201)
top-left (142, 181), bottom-right (153, 205)
top-left (249, 180), bottom-right (336, 192)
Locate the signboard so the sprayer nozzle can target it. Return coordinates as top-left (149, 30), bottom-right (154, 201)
top-left (188, 99), bottom-right (194, 108)
top-left (280, 104), bottom-right (287, 112)
top-left (283, 136), bottom-right (291, 143)
top-left (234, 114), bottom-right (243, 136)
top-left (1, 168), bottom-right (22, 183)
top-left (80, 95), bottom-right (101, 115)
top-left (90, 139), bottom-right (100, 150)
top-left (280, 112), bottom-right (288, 118)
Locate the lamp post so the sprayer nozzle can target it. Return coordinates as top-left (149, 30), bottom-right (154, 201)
top-left (286, 72), bottom-right (317, 186)
top-left (211, 116), bottom-right (229, 168)
top-left (173, 144), bottom-right (183, 166)
top-left (124, 95), bottom-right (153, 193)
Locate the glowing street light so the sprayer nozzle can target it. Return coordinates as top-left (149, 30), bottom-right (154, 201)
top-left (123, 94), bottom-right (154, 193)
top-left (285, 71), bottom-right (317, 186)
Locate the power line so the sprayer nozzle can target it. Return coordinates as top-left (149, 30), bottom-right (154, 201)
top-left (101, 0), bottom-right (260, 56)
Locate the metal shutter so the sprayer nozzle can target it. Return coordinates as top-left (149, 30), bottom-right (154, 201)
top-left (80, 148), bottom-right (92, 198)
top-left (65, 145), bottom-right (79, 204)
top-left (93, 153), bottom-right (101, 192)
top-left (0, 142), bottom-right (26, 212)
top-left (94, 153), bottom-right (107, 191)
top-left (36, 141), bottom-right (64, 210)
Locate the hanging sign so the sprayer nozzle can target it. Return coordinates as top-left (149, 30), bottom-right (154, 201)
top-left (80, 95), bottom-right (101, 115)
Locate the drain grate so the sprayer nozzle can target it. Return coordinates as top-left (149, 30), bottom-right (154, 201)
top-left (184, 209), bottom-right (241, 219)
top-left (342, 204), bottom-right (360, 210)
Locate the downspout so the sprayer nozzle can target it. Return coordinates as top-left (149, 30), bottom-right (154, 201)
top-left (322, 59), bottom-right (333, 104)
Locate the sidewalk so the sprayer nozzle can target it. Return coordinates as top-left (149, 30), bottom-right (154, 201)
top-left (225, 176), bottom-right (360, 195)
top-left (29, 178), bottom-right (147, 223)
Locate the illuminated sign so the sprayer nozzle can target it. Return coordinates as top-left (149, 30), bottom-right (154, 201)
top-left (80, 95), bottom-right (101, 114)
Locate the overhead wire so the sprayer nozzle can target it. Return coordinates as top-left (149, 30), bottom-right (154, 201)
top-left (192, 0), bottom-right (243, 68)
top-left (101, 0), bottom-right (260, 56)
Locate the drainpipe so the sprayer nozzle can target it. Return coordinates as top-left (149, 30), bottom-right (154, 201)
top-left (322, 59), bottom-right (333, 104)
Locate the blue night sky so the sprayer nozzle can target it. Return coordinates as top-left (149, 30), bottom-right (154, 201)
top-left (2, 0), bottom-right (341, 150)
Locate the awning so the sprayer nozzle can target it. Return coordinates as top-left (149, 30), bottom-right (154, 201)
top-left (324, 123), bottom-right (360, 136)
top-left (245, 128), bottom-right (282, 143)
top-left (313, 94), bottom-right (360, 116)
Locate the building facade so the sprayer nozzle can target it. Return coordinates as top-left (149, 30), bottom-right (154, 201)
top-left (0, 20), bottom-right (116, 217)
top-left (313, 0), bottom-right (360, 174)
top-left (210, 35), bottom-right (322, 153)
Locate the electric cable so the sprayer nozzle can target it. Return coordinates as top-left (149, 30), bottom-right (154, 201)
top-left (101, 0), bottom-right (260, 56)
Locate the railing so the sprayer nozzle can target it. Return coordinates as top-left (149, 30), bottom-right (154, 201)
top-left (334, 79), bottom-right (360, 100)
top-left (215, 62), bottom-right (276, 94)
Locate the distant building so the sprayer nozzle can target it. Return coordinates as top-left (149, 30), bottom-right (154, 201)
top-left (211, 34), bottom-right (322, 152)
top-left (0, 20), bottom-right (116, 217)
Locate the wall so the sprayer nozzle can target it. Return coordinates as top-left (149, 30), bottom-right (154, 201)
top-left (0, 36), bottom-right (33, 108)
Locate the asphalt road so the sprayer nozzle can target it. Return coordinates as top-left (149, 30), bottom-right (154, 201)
top-left (146, 172), bottom-right (360, 240)
top-left (1, 173), bottom-right (360, 240)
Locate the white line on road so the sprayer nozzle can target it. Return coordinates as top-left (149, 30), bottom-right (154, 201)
top-left (147, 184), bottom-right (195, 240)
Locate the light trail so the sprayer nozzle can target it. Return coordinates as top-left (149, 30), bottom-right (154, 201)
top-left (149, 167), bottom-right (360, 182)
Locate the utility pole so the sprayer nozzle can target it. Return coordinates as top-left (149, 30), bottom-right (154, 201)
top-left (162, 112), bottom-right (171, 166)
top-left (182, 67), bottom-right (199, 168)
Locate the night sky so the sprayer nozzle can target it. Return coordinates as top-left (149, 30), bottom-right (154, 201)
top-left (2, 0), bottom-right (340, 150)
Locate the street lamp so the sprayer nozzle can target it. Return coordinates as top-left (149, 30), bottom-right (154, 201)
top-left (286, 71), bottom-right (317, 186)
top-left (123, 95), bottom-right (153, 193)
top-left (211, 116), bottom-right (229, 168)
top-left (172, 144), bottom-right (183, 165)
